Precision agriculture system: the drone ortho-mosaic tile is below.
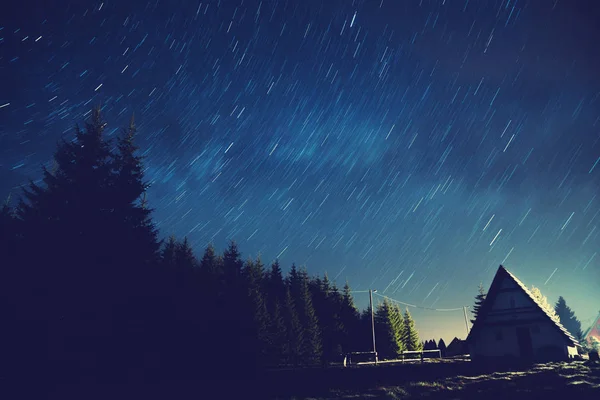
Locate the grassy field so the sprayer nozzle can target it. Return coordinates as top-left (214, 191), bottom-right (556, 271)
top-left (277, 360), bottom-right (600, 400)
top-left (45, 359), bottom-right (599, 399)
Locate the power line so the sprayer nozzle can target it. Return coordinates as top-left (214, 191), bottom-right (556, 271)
top-left (373, 292), bottom-right (467, 312)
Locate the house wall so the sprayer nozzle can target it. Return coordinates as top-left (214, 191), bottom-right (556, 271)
top-left (471, 321), bottom-right (567, 355)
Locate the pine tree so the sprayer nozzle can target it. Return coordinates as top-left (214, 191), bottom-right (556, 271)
top-left (174, 237), bottom-right (196, 270)
top-left (268, 298), bottom-right (288, 366)
top-left (266, 260), bottom-right (286, 312)
top-left (328, 283), bottom-right (345, 360)
top-left (438, 338), bottom-right (447, 357)
top-left (340, 281), bottom-right (361, 353)
top-left (161, 235), bottom-right (177, 268)
top-left (471, 283), bottom-right (487, 324)
top-left (555, 296), bottom-right (583, 341)
top-left (296, 268), bottom-right (322, 365)
top-left (284, 286), bottom-right (304, 366)
top-left (243, 256), bottom-right (271, 366)
top-left (530, 286), bottom-right (559, 322)
top-left (403, 308), bottom-right (422, 351)
top-left (111, 114), bottom-right (161, 269)
top-left (375, 299), bottom-right (405, 359)
top-left (12, 108), bottom-right (166, 377)
top-left (310, 274), bottom-right (344, 364)
top-left (265, 259), bottom-right (288, 365)
top-left (220, 241), bottom-right (245, 368)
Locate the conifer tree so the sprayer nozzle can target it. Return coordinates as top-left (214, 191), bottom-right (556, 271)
top-left (328, 283), bottom-right (345, 359)
top-left (340, 281), bottom-right (361, 353)
top-left (284, 286), bottom-right (304, 366)
top-left (243, 256), bottom-right (271, 365)
top-left (310, 274), bottom-right (344, 364)
top-left (111, 114), bottom-right (161, 268)
top-left (403, 308), bottom-right (422, 351)
top-left (268, 297), bottom-right (288, 366)
top-left (471, 283), bottom-right (487, 324)
top-left (220, 241), bottom-right (245, 366)
top-left (266, 260), bottom-right (286, 310)
top-left (555, 296), bottom-right (583, 341)
top-left (438, 338), bottom-right (447, 357)
top-left (265, 260), bottom-right (288, 365)
top-left (296, 268), bottom-right (322, 365)
top-left (161, 235), bottom-right (177, 268)
top-left (375, 299), bottom-right (405, 359)
top-left (174, 237), bottom-right (196, 270)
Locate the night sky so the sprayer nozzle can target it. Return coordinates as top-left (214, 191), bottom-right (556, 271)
top-left (1, 0), bottom-right (599, 341)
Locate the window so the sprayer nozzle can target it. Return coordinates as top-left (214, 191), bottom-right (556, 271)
top-left (496, 330), bottom-right (503, 341)
top-left (510, 297), bottom-right (516, 309)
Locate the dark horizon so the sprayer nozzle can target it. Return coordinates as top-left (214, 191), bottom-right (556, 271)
top-left (1, 0), bottom-right (600, 342)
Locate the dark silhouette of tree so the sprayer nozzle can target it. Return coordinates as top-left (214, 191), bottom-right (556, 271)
top-left (403, 308), bottom-right (423, 351)
top-left (294, 267), bottom-right (322, 365)
top-left (555, 296), bottom-right (583, 341)
top-left (438, 338), bottom-right (447, 357)
top-left (340, 281), bottom-right (361, 354)
top-left (471, 283), bottom-right (487, 324)
top-left (284, 286), bottom-right (304, 366)
top-left (243, 256), bottom-right (271, 366)
top-left (161, 235), bottom-right (178, 268)
top-left (265, 260), bottom-right (288, 366)
top-left (309, 273), bottom-right (344, 364)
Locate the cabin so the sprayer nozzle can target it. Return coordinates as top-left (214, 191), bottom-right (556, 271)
top-left (467, 265), bottom-right (580, 363)
top-left (445, 337), bottom-right (468, 357)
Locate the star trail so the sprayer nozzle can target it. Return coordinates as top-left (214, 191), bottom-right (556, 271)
top-left (1, 0), bottom-right (599, 340)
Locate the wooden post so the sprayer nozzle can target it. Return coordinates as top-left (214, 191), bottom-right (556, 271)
top-left (369, 289), bottom-right (378, 363)
top-left (463, 306), bottom-right (470, 338)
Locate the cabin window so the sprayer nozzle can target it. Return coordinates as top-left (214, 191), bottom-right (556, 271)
top-left (531, 325), bottom-right (540, 334)
top-left (495, 329), bottom-right (503, 341)
top-left (510, 297), bottom-right (516, 309)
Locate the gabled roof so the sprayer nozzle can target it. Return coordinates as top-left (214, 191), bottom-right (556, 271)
top-left (467, 265), bottom-right (579, 347)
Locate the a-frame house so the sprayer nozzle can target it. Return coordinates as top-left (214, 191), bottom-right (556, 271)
top-left (467, 265), bottom-right (580, 362)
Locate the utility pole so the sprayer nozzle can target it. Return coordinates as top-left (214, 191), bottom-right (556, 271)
top-left (369, 289), bottom-right (378, 363)
top-left (463, 306), bottom-right (470, 338)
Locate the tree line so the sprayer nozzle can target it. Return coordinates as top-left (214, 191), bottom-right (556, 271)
top-left (0, 109), bottom-right (425, 382)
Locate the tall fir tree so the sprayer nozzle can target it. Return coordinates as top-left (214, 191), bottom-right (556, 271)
top-left (374, 299), bottom-right (405, 359)
top-left (296, 268), bottom-right (322, 365)
top-left (219, 241), bottom-right (246, 370)
top-left (471, 283), bottom-right (487, 324)
top-left (265, 260), bottom-right (288, 365)
top-left (161, 235), bottom-right (178, 268)
top-left (402, 308), bottom-right (422, 351)
top-left (555, 296), bottom-right (583, 341)
top-left (284, 286), bottom-right (304, 366)
top-left (340, 281), bottom-right (361, 353)
top-left (243, 256), bottom-right (271, 366)
top-left (438, 338), bottom-right (447, 357)
top-left (111, 114), bottom-right (161, 269)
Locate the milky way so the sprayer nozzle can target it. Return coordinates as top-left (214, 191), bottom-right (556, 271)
top-left (1, 0), bottom-right (599, 340)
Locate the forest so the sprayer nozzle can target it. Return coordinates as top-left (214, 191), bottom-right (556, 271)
top-left (0, 109), bottom-right (427, 382)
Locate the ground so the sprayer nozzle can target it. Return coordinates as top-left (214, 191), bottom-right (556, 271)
top-left (277, 361), bottom-right (600, 400)
top-left (44, 359), bottom-right (600, 399)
